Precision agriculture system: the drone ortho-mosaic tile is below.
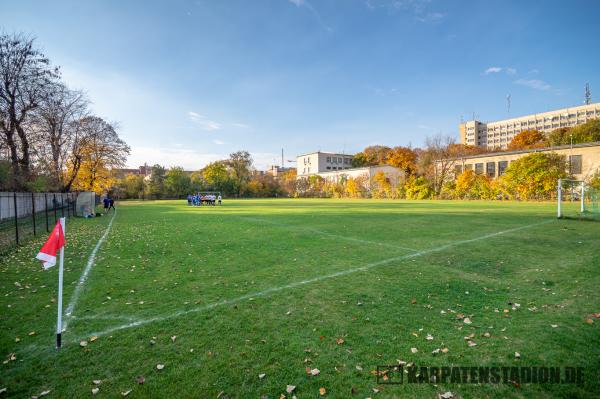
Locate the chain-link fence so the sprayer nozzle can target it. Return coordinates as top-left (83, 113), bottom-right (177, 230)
top-left (0, 192), bottom-right (78, 253)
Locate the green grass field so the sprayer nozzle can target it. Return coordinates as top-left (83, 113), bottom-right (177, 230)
top-left (1, 199), bottom-right (599, 398)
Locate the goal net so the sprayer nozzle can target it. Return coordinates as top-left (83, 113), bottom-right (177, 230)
top-left (557, 179), bottom-right (599, 220)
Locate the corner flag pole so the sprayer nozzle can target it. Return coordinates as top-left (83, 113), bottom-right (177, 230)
top-left (57, 217), bottom-right (65, 348)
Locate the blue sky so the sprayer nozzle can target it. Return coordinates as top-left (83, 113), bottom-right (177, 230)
top-left (2, 0), bottom-right (599, 169)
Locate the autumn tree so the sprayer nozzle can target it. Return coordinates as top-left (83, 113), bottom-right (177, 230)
top-left (508, 129), bottom-right (545, 150)
top-left (386, 146), bottom-right (417, 175)
top-left (201, 161), bottom-right (232, 193)
top-left (165, 167), bottom-right (192, 198)
top-left (371, 171), bottom-right (392, 198)
top-left (352, 145), bottom-right (391, 167)
top-left (500, 153), bottom-right (567, 200)
top-left (120, 173), bottom-right (145, 199)
top-left (454, 169), bottom-right (497, 200)
top-left (226, 150), bottom-right (253, 196)
top-left (547, 120), bottom-right (600, 146)
top-left (0, 33), bottom-right (60, 188)
top-left (67, 117), bottom-right (129, 194)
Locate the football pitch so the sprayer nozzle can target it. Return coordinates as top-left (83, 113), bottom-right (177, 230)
top-left (1, 199), bottom-right (599, 398)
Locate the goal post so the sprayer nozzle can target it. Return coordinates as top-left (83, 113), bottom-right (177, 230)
top-left (557, 178), bottom-right (599, 220)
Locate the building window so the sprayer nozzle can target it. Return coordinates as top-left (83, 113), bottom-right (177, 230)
top-left (486, 162), bottom-right (496, 177)
top-left (498, 161), bottom-right (508, 176)
top-left (475, 163), bottom-right (484, 175)
top-left (454, 165), bottom-right (463, 176)
top-left (344, 158), bottom-right (350, 165)
top-left (464, 164), bottom-right (473, 170)
top-left (326, 166), bottom-right (331, 170)
top-left (326, 157), bottom-right (331, 162)
top-left (569, 155), bottom-right (582, 174)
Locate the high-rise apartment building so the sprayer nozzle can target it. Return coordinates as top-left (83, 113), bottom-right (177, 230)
top-left (460, 103), bottom-right (600, 149)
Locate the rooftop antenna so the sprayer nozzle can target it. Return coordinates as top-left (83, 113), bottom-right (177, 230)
top-left (506, 94), bottom-right (511, 115)
top-left (281, 148), bottom-right (284, 169)
top-left (585, 83), bottom-right (592, 105)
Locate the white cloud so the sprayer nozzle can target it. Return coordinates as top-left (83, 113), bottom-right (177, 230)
top-left (231, 122), bottom-right (250, 128)
top-left (188, 111), bottom-right (221, 131)
top-left (416, 12), bottom-right (444, 22)
top-left (514, 78), bottom-right (551, 91)
top-left (212, 139), bottom-right (226, 145)
top-left (484, 67), bottom-right (503, 74)
top-left (483, 66), bottom-right (517, 75)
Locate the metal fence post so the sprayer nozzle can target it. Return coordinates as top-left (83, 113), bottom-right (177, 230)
top-left (13, 192), bottom-right (19, 246)
top-left (31, 192), bottom-right (36, 236)
top-left (53, 193), bottom-right (57, 222)
top-left (45, 193), bottom-right (50, 232)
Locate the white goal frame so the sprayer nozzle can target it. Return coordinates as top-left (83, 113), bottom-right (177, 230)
top-left (557, 178), bottom-right (585, 218)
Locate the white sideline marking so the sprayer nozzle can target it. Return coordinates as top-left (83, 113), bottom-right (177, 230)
top-left (240, 216), bottom-right (419, 252)
top-left (76, 219), bottom-right (552, 342)
top-left (63, 209), bottom-right (117, 329)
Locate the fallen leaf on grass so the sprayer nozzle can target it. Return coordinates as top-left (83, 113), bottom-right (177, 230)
top-left (28, 332), bottom-right (36, 336)
top-left (463, 317), bottom-right (472, 324)
top-left (79, 341), bottom-right (88, 347)
top-left (14, 338), bottom-right (20, 343)
top-left (411, 348), bottom-right (418, 353)
top-left (156, 364), bottom-right (165, 370)
top-left (258, 373), bottom-right (266, 380)
top-left (467, 341), bottom-right (477, 347)
top-left (426, 334), bottom-right (433, 341)
top-left (90, 336), bottom-right (98, 342)
top-left (336, 338), bottom-right (345, 345)
top-left (171, 336), bottom-right (177, 343)
top-left (439, 392), bottom-right (454, 399)
top-left (91, 388), bottom-right (99, 395)
top-left (441, 348), bottom-right (449, 353)
top-left (551, 324), bottom-right (558, 328)
top-left (310, 368), bottom-right (320, 376)
top-left (515, 352), bottom-right (521, 359)
top-left (585, 318), bottom-right (594, 325)
top-left (286, 385), bottom-right (296, 393)
top-left (136, 376), bottom-right (145, 384)
top-left (319, 387), bottom-right (326, 396)
top-left (121, 390), bottom-right (131, 396)
top-left (92, 380), bottom-right (102, 385)
top-left (0, 388), bottom-right (6, 394)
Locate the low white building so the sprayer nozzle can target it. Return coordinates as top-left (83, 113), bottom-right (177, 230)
top-left (296, 151), bottom-right (354, 176)
top-left (315, 165), bottom-right (403, 188)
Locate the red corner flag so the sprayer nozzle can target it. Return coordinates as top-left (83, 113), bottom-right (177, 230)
top-left (36, 220), bottom-right (66, 270)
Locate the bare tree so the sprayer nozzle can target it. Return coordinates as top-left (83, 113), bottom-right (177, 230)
top-left (32, 82), bottom-right (88, 189)
top-left (0, 32), bottom-right (60, 188)
top-left (418, 134), bottom-right (457, 197)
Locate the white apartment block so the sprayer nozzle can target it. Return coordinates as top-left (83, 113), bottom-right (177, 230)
top-left (296, 151), bottom-right (354, 176)
top-left (460, 102), bottom-right (600, 150)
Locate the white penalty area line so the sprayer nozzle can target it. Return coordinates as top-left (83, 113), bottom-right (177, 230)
top-left (239, 216), bottom-right (419, 252)
top-left (63, 208), bottom-right (117, 329)
top-left (76, 219), bottom-right (552, 343)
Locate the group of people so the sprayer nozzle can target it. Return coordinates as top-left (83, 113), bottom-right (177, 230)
top-left (102, 197), bottom-right (115, 212)
top-left (187, 193), bottom-right (222, 206)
